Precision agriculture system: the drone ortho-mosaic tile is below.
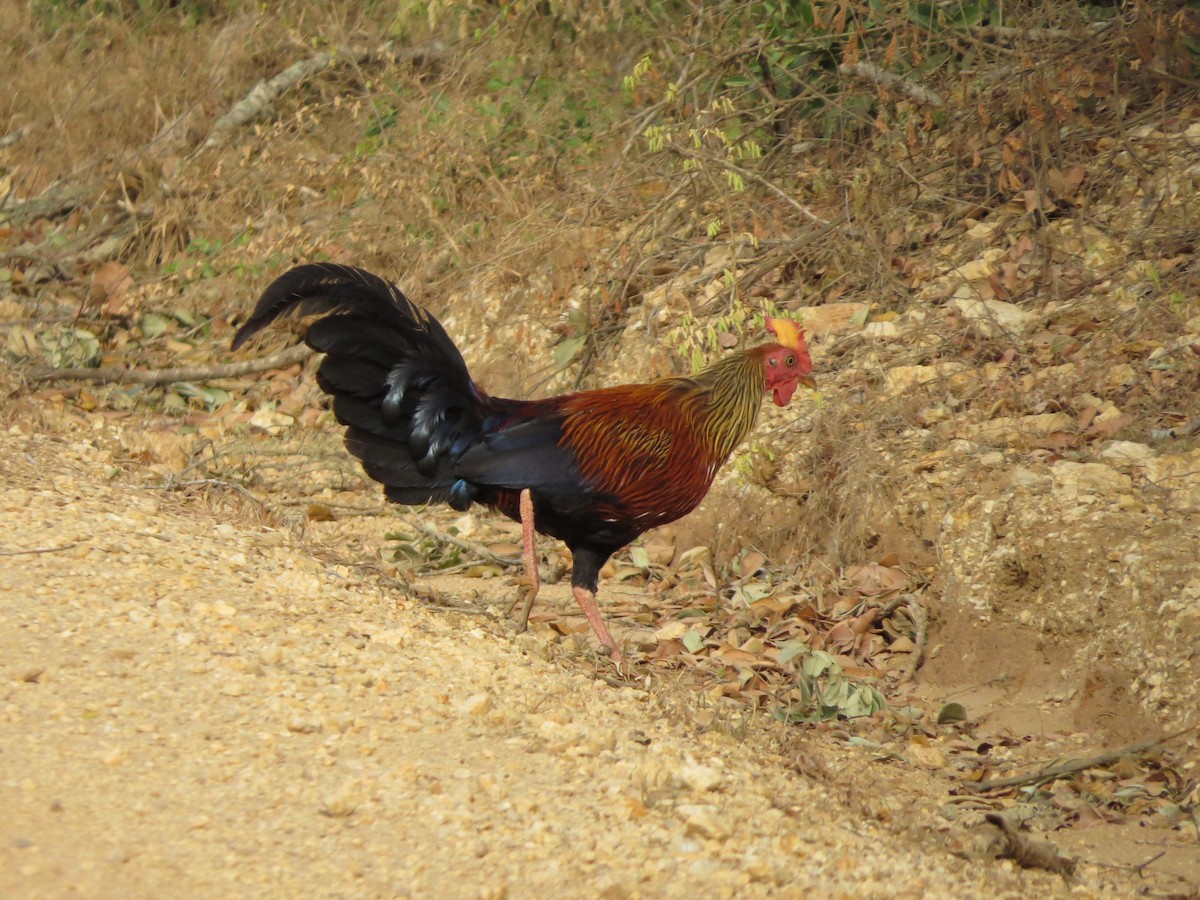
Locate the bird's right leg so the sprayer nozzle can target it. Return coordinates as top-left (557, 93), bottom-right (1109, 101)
top-left (503, 488), bottom-right (540, 632)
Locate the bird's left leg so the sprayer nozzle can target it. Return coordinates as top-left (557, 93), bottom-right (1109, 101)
top-left (503, 488), bottom-right (540, 632)
top-left (573, 586), bottom-right (625, 665)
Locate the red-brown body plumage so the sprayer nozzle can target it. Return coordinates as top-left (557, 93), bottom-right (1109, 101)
top-left (233, 264), bottom-right (815, 661)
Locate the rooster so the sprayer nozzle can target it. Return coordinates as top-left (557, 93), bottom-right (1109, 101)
top-left (233, 264), bottom-right (816, 663)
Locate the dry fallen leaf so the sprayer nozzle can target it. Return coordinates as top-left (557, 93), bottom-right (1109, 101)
top-left (90, 261), bottom-right (134, 314)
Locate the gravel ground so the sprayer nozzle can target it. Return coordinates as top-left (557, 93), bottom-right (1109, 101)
top-left (0, 429), bottom-right (1139, 898)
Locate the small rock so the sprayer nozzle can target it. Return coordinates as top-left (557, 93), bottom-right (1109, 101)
top-left (259, 645), bottom-right (283, 665)
top-left (953, 412), bottom-right (1074, 444)
top-left (884, 362), bottom-right (970, 396)
top-left (1051, 461), bottom-right (1132, 500)
top-left (863, 320), bottom-right (899, 340)
top-left (1142, 449), bottom-right (1200, 512)
top-left (248, 408), bottom-right (294, 436)
top-left (949, 297), bottom-right (1036, 335)
top-left (597, 882), bottom-right (632, 900)
top-left (20, 667), bottom-right (44, 684)
top-left (905, 744), bottom-right (947, 769)
top-left (792, 302), bottom-right (869, 336)
top-left (677, 761), bottom-right (722, 793)
top-left (457, 693), bottom-right (493, 718)
top-left (679, 804), bottom-right (731, 841)
top-left (1098, 440), bottom-right (1153, 467)
top-left (320, 783), bottom-right (361, 818)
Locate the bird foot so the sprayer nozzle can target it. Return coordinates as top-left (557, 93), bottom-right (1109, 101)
top-left (503, 572), bottom-right (539, 634)
top-left (572, 585), bottom-right (626, 666)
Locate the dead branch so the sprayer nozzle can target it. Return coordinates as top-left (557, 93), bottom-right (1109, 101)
top-left (972, 23), bottom-right (1111, 42)
top-left (1087, 849), bottom-right (1168, 877)
top-left (0, 184), bottom-right (88, 226)
top-left (966, 722), bottom-right (1199, 792)
top-left (666, 146), bottom-right (830, 226)
top-left (983, 814), bottom-right (1076, 879)
top-left (0, 542), bottom-right (83, 557)
top-left (26, 343), bottom-right (313, 385)
top-left (204, 40), bottom-right (446, 149)
top-left (396, 513), bottom-right (521, 569)
top-left (903, 594), bottom-right (928, 682)
top-left (838, 62), bottom-right (943, 107)
top-left (149, 477), bottom-right (266, 507)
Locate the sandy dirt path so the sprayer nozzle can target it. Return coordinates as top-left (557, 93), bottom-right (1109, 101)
top-left (0, 429), bottom-right (1114, 898)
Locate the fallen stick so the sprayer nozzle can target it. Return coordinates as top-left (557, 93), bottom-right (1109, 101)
top-left (26, 344), bottom-right (312, 385)
top-left (966, 722), bottom-right (1199, 792)
top-left (838, 61), bottom-right (943, 107)
top-left (396, 513), bottom-right (521, 569)
top-left (204, 40), bottom-right (445, 149)
top-left (902, 594), bottom-right (928, 682)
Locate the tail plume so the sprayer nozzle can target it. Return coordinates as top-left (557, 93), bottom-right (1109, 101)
top-left (233, 264), bottom-right (485, 504)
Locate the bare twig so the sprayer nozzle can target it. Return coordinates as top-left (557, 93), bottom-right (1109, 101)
top-left (395, 513), bottom-right (521, 569)
top-left (966, 722), bottom-right (1200, 792)
top-left (204, 41), bottom-right (445, 149)
top-left (0, 184), bottom-right (88, 225)
top-left (1087, 849), bottom-right (1167, 876)
top-left (26, 343), bottom-right (313, 385)
top-left (149, 477), bottom-right (267, 507)
top-left (667, 146), bottom-right (831, 226)
top-left (972, 22), bottom-right (1112, 41)
top-left (0, 542), bottom-right (82, 557)
top-left (903, 594), bottom-right (928, 682)
top-left (838, 62), bottom-right (943, 107)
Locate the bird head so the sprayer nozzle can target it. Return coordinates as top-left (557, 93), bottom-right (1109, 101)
top-left (762, 317), bottom-right (816, 407)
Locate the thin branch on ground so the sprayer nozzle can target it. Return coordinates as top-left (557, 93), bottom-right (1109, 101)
top-left (26, 344), bottom-right (313, 385)
top-left (0, 542), bottom-right (83, 556)
top-left (902, 595), bottom-right (928, 682)
top-left (396, 513), bottom-right (521, 569)
top-left (148, 477), bottom-right (267, 507)
top-left (838, 61), bottom-right (943, 107)
top-left (966, 722), bottom-right (1200, 792)
top-left (667, 146), bottom-right (831, 226)
top-left (204, 41), bottom-right (445, 149)
top-left (1086, 850), bottom-right (1167, 876)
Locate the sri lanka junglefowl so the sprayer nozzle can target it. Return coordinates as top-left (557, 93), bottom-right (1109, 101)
top-left (233, 264), bottom-right (816, 663)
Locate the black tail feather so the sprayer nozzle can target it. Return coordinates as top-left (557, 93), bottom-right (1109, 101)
top-left (233, 264), bottom-right (459, 362)
top-left (234, 264), bottom-right (486, 503)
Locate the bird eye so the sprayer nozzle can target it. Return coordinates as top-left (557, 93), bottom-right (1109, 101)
top-left (785, 354), bottom-right (795, 366)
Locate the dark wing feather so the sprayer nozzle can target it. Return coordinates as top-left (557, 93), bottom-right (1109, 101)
top-left (455, 415), bottom-right (582, 492)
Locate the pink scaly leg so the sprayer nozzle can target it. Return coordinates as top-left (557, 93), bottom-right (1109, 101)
top-left (504, 488), bottom-right (540, 632)
top-left (573, 585), bottom-right (625, 665)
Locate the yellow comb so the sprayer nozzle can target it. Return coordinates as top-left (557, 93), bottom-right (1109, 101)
top-left (764, 316), bottom-right (806, 351)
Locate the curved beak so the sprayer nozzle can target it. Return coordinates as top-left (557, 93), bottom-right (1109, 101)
top-left (799, 374), bottom-right (818, 391)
